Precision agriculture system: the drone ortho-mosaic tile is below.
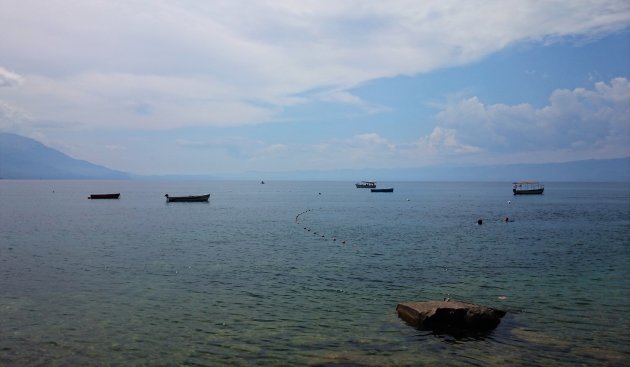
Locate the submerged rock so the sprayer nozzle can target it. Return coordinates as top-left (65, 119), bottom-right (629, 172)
top-left (396, 300), bottom-right (505, 332)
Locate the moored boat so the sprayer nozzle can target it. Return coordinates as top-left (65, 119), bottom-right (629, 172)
top-left (512, 181), bottom-right (544, 195)
top-left (371, 188), bottom-right (393, 193)
top-left (356, 181), bottom-right (376, 188)
top-left (88, 193), bottom-right (120, 199)
top-left (165, 194), bottom-right (210, 202)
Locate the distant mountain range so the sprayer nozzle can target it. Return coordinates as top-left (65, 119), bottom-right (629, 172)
top-left (241, 158), bottom-right (630, 182)
top-left (0, 132), bottom-right (130, 179)
top-left (1, 132), bottom-right (628, 181)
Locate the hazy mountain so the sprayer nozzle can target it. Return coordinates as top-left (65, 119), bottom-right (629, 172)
top-left (226, 158), bottom-right (630, 182)
top-left (1, 132), bottom-right (628, 181)
top-left (0, 132), bottom-right (130, 179)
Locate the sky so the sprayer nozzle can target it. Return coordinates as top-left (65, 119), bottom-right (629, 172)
top-left (0, 1), bottom-right (629, 176)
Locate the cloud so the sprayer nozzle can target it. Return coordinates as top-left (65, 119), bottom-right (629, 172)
top-left (0, 1), bottom-right (628, 130)
top-left (303, 132), bottom-right (400, 168)
top-left (0, 67), bottom-right (22, 87)
top-left (432, 77), bottom-right (630, 160)
top-left (1, 73), bottom-right (275, 129)
top-left (300, 78), bottom-right (630, 168)
top-left (355, 132), bottom-right (395, 148)
top-left (258, 143), bottom-right (288, 155)
top-left (0, 100), bottom-right (30, 131)
top-left (176, 137), bottom-right (288, 162)
top-left (318, 90), bottom-right (390, 114)
top-left (416, 127), bottom-right (482, 155)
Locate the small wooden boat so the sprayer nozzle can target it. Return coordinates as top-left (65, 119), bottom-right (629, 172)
top-left (88, 193), bottom-right (120, 199)
top-left (356, 181), bottom-right (376, 188)
top-left (164, 194), bottom-right (210, 202)
top-left (512, 181), bottom-right (544, 195)
top-left (371, 188), bottom-right (393, 193)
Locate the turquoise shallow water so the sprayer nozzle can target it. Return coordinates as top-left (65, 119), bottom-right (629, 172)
top-left (1, 180), bottom-right (629, 366)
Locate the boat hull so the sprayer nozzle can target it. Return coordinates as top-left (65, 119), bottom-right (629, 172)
top-left (165, 194), bottom-right (210, 202)
top-left (371, 188), bottom-right (394, 193)
top-left (89, 193), bottom-right (120, 199)
top-left (513, 188), bottom-right (544, 195)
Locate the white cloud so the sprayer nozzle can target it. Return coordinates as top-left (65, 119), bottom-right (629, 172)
top-left (416, 127), bottom-right (482, 155)
top-left (258, 143), bottom-right (288, 155)
top-left (298, 78), bottom-right (630, 169)
top-left (318, 90), bottom-right (390, 114)
top-left (1, 73), bottom-right (275, 129)
top-left (355, 132), bottom-right (390, 146)
top-left (0, 67), bottom-right (22, 87)
top-left (175, 137), bottom-right (289, 163)
top-left (432, 77), bottom-right (630, 161)
top-left (301, 132), bottom-right (401, 168)
top-left (0, 1), bottom-right (628, 130)
top-left (0, 100), bottom-right (30, 131)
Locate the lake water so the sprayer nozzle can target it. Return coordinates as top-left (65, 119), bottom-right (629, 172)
top-left (1, 180), bottom-right (629, 366)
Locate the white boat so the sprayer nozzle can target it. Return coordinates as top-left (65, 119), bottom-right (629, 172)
top-left (355, 181), bottom-right (376, 188)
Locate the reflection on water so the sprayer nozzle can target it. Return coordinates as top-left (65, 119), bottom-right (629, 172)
top-left (1, 181), bottom-right (629, 366)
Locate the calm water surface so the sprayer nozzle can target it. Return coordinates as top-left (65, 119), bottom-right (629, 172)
top-left (1, 181), bottom-right (629, 366)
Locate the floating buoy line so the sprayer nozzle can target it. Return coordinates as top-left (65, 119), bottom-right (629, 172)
top-left (296, 206), bottom-right (516, 246)
top-left (295, 208), bottom-right (347, 244)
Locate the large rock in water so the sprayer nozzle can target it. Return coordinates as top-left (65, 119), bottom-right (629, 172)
top-left (396, 300), bottom-right (506, 332)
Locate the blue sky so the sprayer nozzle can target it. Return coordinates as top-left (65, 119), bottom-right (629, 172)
top-left (0, 1), bottom-right (629, 175)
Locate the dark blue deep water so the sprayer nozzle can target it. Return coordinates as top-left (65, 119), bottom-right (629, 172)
top-left (1, 180), bottom-right (629, 366)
